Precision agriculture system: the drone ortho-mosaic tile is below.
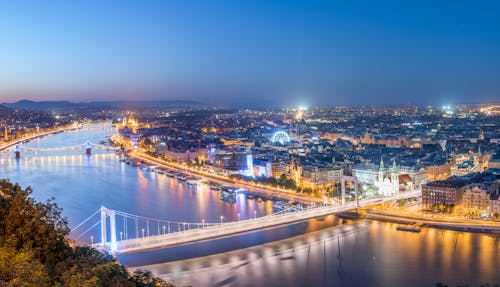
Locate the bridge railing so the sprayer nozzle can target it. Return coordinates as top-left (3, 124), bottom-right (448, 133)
top-left (85, 190), bottom-right (422, 253)
top-left (112, 204), bottom-right (353, 251)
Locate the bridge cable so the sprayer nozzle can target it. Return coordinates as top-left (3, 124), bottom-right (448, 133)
top-left (70, 208), bottom-right (101, 232)
top-left (74, 220), bottom-right (102, 241)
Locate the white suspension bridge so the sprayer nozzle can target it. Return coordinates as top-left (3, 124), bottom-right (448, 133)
top-left (71, 190), bottom-right (422, 254)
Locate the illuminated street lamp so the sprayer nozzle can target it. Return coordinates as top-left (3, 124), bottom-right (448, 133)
top-left (142, 228), bottom-right (145, 240)
top-left (220, 216), bottom-right (224, 225)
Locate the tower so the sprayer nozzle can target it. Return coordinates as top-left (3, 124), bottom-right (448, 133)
top-left (378, 157), bottom-right (385, 182)
top-left (3, 127), bottom-right (8, 141)
top-left (391, 159), bottom-right (399, 193)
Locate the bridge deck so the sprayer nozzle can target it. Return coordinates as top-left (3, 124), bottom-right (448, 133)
top-left (104, 190), bottom-right (421, 254)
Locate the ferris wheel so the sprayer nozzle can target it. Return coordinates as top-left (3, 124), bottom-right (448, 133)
top-left (272, 131), bottom-right (291, 145)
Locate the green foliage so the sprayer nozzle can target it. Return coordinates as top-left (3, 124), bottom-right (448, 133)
top-left (231, 174), bottom-right (300, 192)
top-left (0, 179), bottom-right (176, 287)
top-left (0, 246), bottom-right (51, 287)
top-left (129, 270), bottom-right (176, 287)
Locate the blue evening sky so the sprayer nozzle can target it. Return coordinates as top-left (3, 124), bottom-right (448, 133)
top-left (0, 0), bottom-right (499, 106)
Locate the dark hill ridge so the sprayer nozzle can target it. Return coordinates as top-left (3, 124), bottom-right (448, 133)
top-left (0, 104), bottom-right (11, 115)
top-left (2, 100), bottom-right (206, 111)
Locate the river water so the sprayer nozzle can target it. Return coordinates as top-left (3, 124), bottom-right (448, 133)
top-left (0, 123), bottom-right (498, 287)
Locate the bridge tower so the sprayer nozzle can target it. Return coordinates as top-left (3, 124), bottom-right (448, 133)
top-left (100, 206), bottom-right (117, 252)
top-left (14, 144), bottom-right (20, 159)
top-left (86, 141), bottom-right (92, 155)
top-left (341, 175), bottom-right (359, 207)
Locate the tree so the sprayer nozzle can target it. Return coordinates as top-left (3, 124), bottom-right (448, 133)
top-left (0, 246), bottom-right (51, 287)
top-left (0, 180), bottom-right (70, 270)
top-left (0, 179), bottom-right (178, 287)
top-left (129, 270), bottom-right (176, 287)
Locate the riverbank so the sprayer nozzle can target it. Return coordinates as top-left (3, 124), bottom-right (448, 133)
top-left (0, 124), bottom-right (79, 152)
top-left (131, 151), bottom-right (325, 204)
top-left (355, 209), bottom-right (500, 233)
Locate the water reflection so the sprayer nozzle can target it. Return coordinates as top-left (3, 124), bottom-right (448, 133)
top-left (135, 220), bottom-right (499, 287)
top-left (1, 124), bottom-right (498, 286)
top-left (0, 124), bottom-right (278, 245)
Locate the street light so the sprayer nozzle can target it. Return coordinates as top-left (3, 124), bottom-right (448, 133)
top-left (120, 231), bottom-right (123, 241)
top-left (254, 210), bottom-right (257, 220)
top-left (90, 235), bottom-right (94, 246)
top-left (163, 225), bottom-right (166, 236)
top-left (220, 216), bottom-right (224, 225)
top-left (202, 219), bottom-right (205, 228)
top-left (142, 228), bottom-right (145, 240)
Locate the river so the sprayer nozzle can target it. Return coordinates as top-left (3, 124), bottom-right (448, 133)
top-left (0, 123), bottom-right (498, 286)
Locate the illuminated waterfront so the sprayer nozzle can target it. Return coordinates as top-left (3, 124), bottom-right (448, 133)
top-left (0, 123), bottom-right (498, 286)
top-left (0, 124), bottom-right (276, 238)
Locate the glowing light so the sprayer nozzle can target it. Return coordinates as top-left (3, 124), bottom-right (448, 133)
top-left (271, 131), bottom-right (291, 145)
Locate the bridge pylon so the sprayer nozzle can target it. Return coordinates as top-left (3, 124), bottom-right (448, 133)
top-left (341, 175), bottom-right (359, 207)
top-left (86, 141), bottom-right (92, 155)
top-left (14, 144), bottom-right (20, 159)
top-left (100, 206), bottom-right (117, 252)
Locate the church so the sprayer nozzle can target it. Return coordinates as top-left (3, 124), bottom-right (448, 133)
top-left (374, 158), bottom-right (399, 196)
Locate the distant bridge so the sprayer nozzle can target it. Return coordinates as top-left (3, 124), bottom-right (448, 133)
top-left (71, 190), bottom-right (422, 254)
top-left (12, 141), bottom-right (119, 158)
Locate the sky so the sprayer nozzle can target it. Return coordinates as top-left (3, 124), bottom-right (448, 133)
top-left (0, 0), bottom-right (499, 106)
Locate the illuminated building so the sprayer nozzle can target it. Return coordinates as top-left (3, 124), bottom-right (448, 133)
top-left (374, 158), bottom-right (399, 196)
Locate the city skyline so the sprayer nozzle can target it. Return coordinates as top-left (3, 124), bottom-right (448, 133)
top-left (1, 0), bottom-right (499, 106)
top-left (0, 1), bottom-right (499, 286)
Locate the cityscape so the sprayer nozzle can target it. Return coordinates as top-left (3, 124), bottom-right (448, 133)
top-left (0, 1), bottom-right (499, 287)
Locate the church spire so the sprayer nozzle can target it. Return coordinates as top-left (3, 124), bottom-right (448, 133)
top-left (392, 158), bottom-right (398, 173)
top-left (379, 156), bottom-right (385, 173)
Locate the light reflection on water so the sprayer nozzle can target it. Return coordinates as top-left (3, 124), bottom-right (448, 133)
top-left (1, 124), bottom-right (498, 286)
top-left (0, 124), bottom-right (276, 244)
top-left (135, 220), bottom-right (499, 287)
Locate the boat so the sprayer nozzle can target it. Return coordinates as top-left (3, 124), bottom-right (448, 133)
top-left (221, 186), bottom-right (236, 198)
top-left (165, 172), bottom-right (174, 177)
top-left (220, 196), bottom-right (236, 204)
top-left (272, 200), bottom-right (289, 210)
top-left (396, 224), bottom-right (422, 233)
top-left (247, 194), bottom-right (255, 199)
top-left (210, 183), bottom-right (221, 190)
top-left (177, 175), bottom-right (186, 181)
top-left (187, 178), bottom-right (201, 186)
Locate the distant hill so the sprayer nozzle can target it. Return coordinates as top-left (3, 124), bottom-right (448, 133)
top-left (2, 100), bottom-right (206, 111)
top-left (0, 104), bottom-right (11, 115)
top-left (3, 100), bottom-right (79, 111)
top-left (97, 100), bottom-right (205, 109)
